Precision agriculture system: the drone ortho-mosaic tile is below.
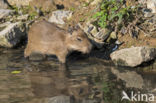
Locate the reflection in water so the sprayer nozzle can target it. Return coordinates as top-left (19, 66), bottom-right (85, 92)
top-left (0, 47), bottom-right (155, 103)
top-left (28, 64), bottom-right (91, 101)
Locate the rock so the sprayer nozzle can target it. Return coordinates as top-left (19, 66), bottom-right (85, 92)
top-left (111, 67), bottom-right (144, 88)
top-left (142, 8), bottom-right (154, 18)
top-left (48, 10), bottom-right (72, 25)
top-left (30, 0), bottom-right (55, 12)
top-left (0, 0), bottom-right (8, 9)
top-left (7, 0), bottom-right (32, 6)
top-left (17, 14), bottom-right (29, 21)
top-left (109, 32), bottom-right (117, 39)
top-left (139, 0), bottom-right (156, 13)
top-left (54, 0), bottom-right (80, 9)
top-left (0, 9), bottom-right (13, 19)
top-left (138, 0), bottom-right (147, 4)
top-left (147, 0), bottom-right (156, 13)
top-left (106, 31), bottom-right (117, 43)
top-left (110, 46), bottom-right (156, 67)
top-left (83, 21), bottom-right (112, 48)
top-left (85, 24), bottom-right (98, 36)
top-left (83, 20), bottom-right (111, 49)
top-left (93, 28), bottom-right (111, 41)
top-left (45, 96), bottom-right (71, 103)
top-left (0, 22), bottom-right (26, 48)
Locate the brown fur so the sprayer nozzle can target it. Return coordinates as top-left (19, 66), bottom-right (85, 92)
top-left (24, 20), bottom-right (92, 63)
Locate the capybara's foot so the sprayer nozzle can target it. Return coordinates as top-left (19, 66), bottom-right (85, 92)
top-left (24, 48), bottom-right (31, 58)
top-left (57, 55), bottom-right (66, 64)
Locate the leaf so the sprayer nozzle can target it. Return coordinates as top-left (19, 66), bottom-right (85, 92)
top-left (117, 13), bottom-right (123, 24)
top-left (11, 70), bottom-right (21, 74)
top-left (92, 11), bottom-right (103, 18)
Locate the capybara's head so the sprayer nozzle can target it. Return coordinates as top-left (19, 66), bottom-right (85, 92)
top-left (66, 25), bottom-right (92, 53)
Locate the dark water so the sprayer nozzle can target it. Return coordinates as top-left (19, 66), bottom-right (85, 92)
top-left (0, 47), bottom-right (156, 103)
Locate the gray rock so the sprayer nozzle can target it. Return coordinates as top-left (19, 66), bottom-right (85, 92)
top-left (17, 14), bottom-right (29, 20)
top-left (93, 28), bottom-right (111, 41)
top-left (0, 9), bottom-right (13, 19)
top-left (147, 0), bottom-right (156, 13)
top-left (139, 0), bottom-right (156, 13)
top-left (142, 8), bottom-right (154, 18)
top-left (0, 0), bottom-right (8, 9)
top-left (111, 67), bottom-right (144, 88)
top-left (83, 21), bottom-right (112, 48)
top-left (46, 96), bottom-right (71, 103)
top-left (48, 10), bottom-right (72, 25)
top-left (0, 22), bottom-right (26, 48)
top-left (110, 46), bottom-right (156, 67)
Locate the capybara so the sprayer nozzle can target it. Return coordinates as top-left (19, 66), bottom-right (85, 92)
top-left (24, 20), bottom-right (92, 63)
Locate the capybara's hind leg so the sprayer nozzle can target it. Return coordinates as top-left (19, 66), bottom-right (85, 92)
top-left (24, 46), bottom-right (32, 58)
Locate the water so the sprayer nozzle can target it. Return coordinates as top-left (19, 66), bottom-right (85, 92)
top-left (0, 47), bottom-right (156, 103)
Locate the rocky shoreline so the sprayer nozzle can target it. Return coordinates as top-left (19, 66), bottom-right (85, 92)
top-left (1, 0), bottom-right (156, 67)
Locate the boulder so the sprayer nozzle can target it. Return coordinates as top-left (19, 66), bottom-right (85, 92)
top-left (0, 0), bottom-right (8, 9)
top-left (0, 9), bottom-right (13, 19)
top-left (48, 10), bottom-right (72, 25)
top-left (0, 22), bottom-right (26, 48)
top-left (110, 46), bottom-right (156, 67)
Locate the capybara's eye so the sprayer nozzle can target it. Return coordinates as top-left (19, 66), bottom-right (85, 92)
top-left (77, 37), bottom-right (82, 42)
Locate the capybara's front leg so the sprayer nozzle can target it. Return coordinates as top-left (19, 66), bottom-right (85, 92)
top-left (57, 52), bottom-right (67, 64)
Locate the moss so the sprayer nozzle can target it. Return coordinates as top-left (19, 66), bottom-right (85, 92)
top-left (113, 59), bottom-right (128, 66)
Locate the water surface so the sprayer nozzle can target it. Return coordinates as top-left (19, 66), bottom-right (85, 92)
top-left (0, 47), bottom-right (155, 103)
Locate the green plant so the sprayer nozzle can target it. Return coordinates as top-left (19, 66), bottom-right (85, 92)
top-left (92, 0), bottom-right (134, 29)
top-left (11, 5), bottom-right (38, 21)
top-left (79, 17), bottom-right (85, 22)
top-left (70, 7), bottom-right (76, 12)
top-left (28, 11), bottom-right (38, 20)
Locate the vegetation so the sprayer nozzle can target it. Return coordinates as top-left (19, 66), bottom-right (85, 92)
top-left (11, 5), bottom-right (38, 21)
top-left (92, 0), bottom-right (136, 30)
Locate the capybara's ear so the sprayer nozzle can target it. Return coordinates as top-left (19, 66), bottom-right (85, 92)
top-left (74, 24), bottom-right (80, 30)
top-left (68, 26), bottom-right (74, 35)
